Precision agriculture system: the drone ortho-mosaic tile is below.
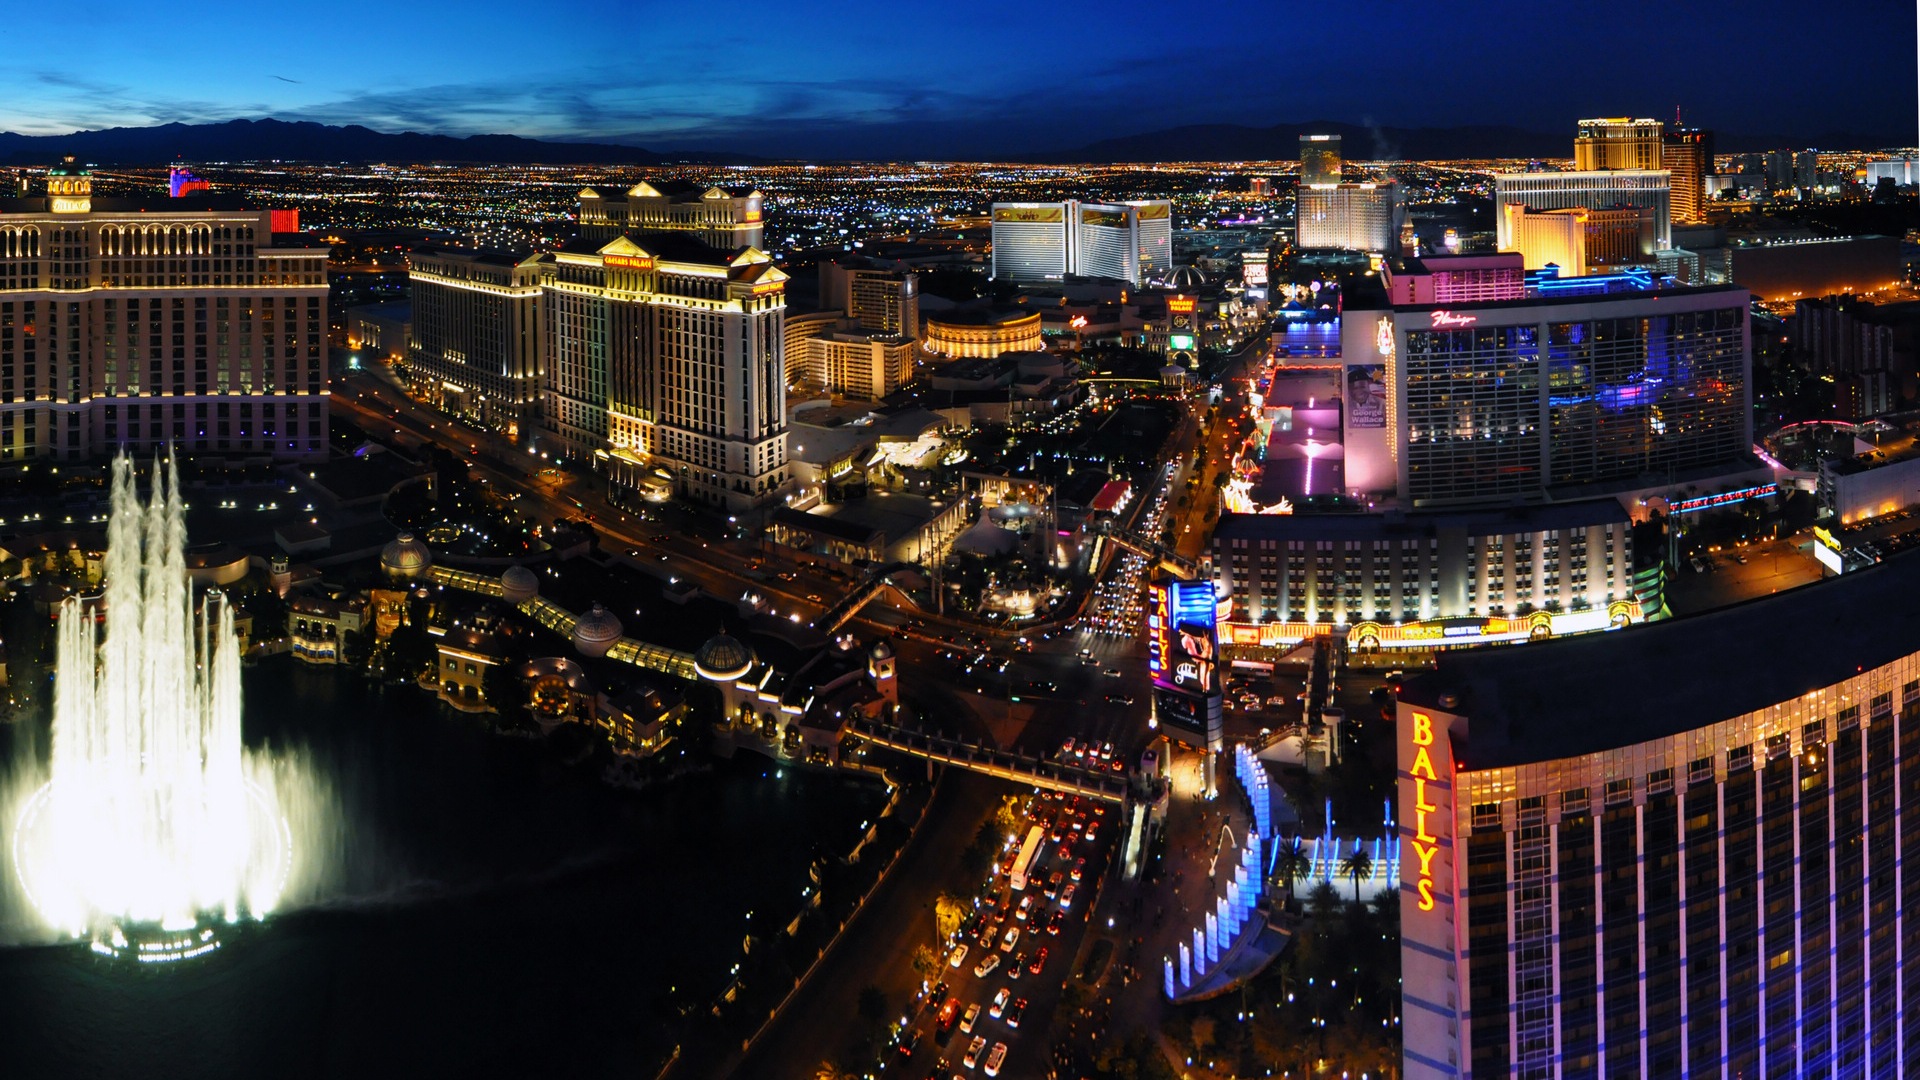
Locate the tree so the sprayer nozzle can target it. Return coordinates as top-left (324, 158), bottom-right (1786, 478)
top-left (338, 627), bottom-right (369, 668)
top-left (386, 623), bottom-right (436, 681)
top-left (1337, 847), bottom-right (1375, 904)
top-left (481, 660), bottom-right (520, 717)
top-left (1275, 838), bottom-right (1312, 900)
top-left (934, 892), bottom-right (969, 943)
top-left (993, 795), bottom-right (1024, 836)
top-left (911, 943), bottom-right (941, 978)
top-left (1306, 880), bottom-right (1343, 921)
top-left (856, 984), bottom-right (888, 1024)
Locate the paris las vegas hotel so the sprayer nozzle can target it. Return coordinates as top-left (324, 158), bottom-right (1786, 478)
top-left (0, 159), bottom-right (330, 461)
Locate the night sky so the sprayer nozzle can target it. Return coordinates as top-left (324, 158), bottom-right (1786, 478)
top-left (0, 0), bottom-right (1913, 158)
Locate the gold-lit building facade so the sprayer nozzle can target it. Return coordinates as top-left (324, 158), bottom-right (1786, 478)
top-left (0, 160), bottom-right (329, 462)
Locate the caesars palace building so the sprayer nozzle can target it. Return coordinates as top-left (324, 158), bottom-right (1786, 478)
top-left (1398, 551), bottom-right (1919, 1078)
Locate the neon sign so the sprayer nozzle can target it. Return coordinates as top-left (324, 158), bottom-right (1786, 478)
top-left (604, 254), bottom-right (655, 270)
top-left (1407, 711), bottom-right (1441, 912)
top-left (1168, 298), bottom-right (1196, 314)
top-left (1669, 483), bottom-right (1777, 515)
top-left (1430, 311), bottom-right (1478, 328)
top-left (1375, 316), bottom-right (1395, 358)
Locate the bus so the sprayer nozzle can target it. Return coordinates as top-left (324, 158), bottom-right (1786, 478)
top-left (1008, 825), bottom-right (1046, 891)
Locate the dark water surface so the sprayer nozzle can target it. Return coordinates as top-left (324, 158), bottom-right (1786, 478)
top-left (0, 656), bottom-right (882, 1079)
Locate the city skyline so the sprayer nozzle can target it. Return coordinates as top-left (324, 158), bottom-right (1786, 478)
top-left (0, 0), bottom-right (1913, 160)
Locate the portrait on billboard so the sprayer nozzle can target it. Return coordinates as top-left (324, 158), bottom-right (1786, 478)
top-left (1171, 622), bottom-right (1217, 695)
top-left (1346, 364), bottom-right (1386, 428)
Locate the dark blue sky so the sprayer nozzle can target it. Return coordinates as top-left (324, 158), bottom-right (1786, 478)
top-left (1, 0), bottom-right (1913, 158)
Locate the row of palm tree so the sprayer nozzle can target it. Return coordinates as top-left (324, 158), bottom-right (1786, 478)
top-left (1272, 837), bottom-right (1377, 904)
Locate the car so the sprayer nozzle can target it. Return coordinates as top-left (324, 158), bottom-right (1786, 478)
top-left (927, 980), bottom-right (950, 1011)
top-left (1000, 926), bottom-right (1020, 952)
top-left (990, 987), bottom-right (1010, 1018)
top-left (960, 1002), bottom-right (983, 1033)
top-left (937, 996), bottom-right (961, 1036)
top-left (1071, 857), bottom-right (1086, 881)
top-left (1015, 895), bottom-right (1034, 921)
top-left (1060, 883), bottom-right (1077, 909)
top-left (1087, 821), bottom-right (1101, 839)
top-left (1029, 947), bottom-right (1049, 974)
top-left (1046, 911), bottom-right (1064, 935)
top-left (1006, 952), bottom-right (1024, 980)
top-left (948, 944), bottom-right (969, 968)
top-left (1060, 737), bottom-right (1076, 758)
top-left (1103, 668), bottom-right (1122, 677)
top-left (963, 1035), bottom-right (987, 1069)
top-left (973, 953), bottom-right (1000, 978)
top-left (898, 1030), bottom-right (922, 1058)
top-left (984, 1042), bottom-right (1008, 1077)
top-left (1006, 998), bottom-right (1027, 1029)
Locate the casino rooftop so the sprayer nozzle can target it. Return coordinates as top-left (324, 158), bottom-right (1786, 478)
top-left (1401, 548), bottom-right (1920, 770)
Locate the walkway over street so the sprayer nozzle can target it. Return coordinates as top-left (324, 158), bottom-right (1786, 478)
top-left (844, 716), bottom-right (1130, 803)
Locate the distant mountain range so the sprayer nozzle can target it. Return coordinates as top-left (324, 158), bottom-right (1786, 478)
top-left (1029, 121), bottom-right (1571, 163)
top-left (1028, 119), bottom-right (1915, 163)
top-left (0, 117), bottom-right (1905, 168)
top-left (0, 118), bottom-right (745, 167)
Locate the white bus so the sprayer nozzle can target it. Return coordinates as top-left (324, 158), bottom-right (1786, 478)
top-left (1008, 824), bottom-right (1046, 891)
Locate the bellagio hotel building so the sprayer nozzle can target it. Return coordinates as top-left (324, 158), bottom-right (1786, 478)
top-left (0, 159), bottom-right (329, 462)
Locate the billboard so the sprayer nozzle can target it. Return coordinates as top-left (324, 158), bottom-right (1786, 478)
top-left (1149, 578), bottom-right (1223, 750)
top-left (1346, 364), bottom-right (1386, 428)
top-left (1813, 525), bottom-right (1845, 574)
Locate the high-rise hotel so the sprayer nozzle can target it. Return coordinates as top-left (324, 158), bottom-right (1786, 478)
top-left (543, 231), bottom-right (791, 512)
top-left (577, 180), bottom-right (763, 250)
top-left (989, 200), bottom-right (1172, 286)
top-left (406, 180), bottom-right (790, 511)
top-left (1493, 171), bottom-right (1673, 252)
top-left (406, 247), bottom-right (543, 439)
top-left (1400, 550), bottom-right (1920, 1078)
top-left (0, 159), bottom-right (329, 462)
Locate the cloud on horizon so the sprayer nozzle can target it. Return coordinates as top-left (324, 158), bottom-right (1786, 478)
top-left (0, 0), bottom-right (1910, 158)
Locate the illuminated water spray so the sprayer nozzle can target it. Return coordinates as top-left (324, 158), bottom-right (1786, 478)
top-left (11, 454), bottom-right (291, 962)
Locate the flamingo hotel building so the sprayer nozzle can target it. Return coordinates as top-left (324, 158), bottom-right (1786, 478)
top-left (1398, 551), bottom-right (1920, 1078)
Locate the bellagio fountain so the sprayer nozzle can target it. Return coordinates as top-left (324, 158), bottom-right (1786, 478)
top-left (10, 454), bottom-right (292, 962)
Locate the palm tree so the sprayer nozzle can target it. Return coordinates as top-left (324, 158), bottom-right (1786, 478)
top-left (1338, 846), bottom-right (1375, 904)
top-left (1275, 838), bottom-right (1312, 900)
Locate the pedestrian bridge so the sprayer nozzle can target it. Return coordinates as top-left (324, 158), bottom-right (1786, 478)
top-left (844, 717), bottom-right (1130, 803)
top-left (1096, 520), bottom-right (1197, 577)
top-left (812, 561), bottom-right (919, 633)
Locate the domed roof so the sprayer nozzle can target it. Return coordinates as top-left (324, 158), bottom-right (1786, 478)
top-left (869, 639), bottom-right (895, 662)
top-left (571, 603), bottom-right (624, 657)
top-left (499, 565), bottom-right (539, 603)
top-left (1164, 265), bottom-right (1207, 291)
top-left (695, 634), bottom-right (754, 680)
top-left (48, 156), bottom-right (88, 177)
top-left (380, 532), bottom-right (432, 580)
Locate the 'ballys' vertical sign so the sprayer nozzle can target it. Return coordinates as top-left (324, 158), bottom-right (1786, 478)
top-left (1405, 711), bottom-right (1444, 910)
